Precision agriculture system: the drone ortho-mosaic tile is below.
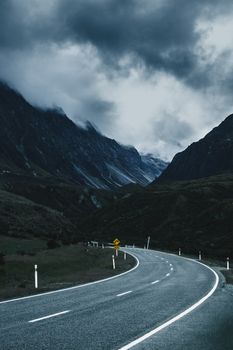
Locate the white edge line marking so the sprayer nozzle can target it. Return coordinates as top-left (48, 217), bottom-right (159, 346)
top-left (29, 310), bottom-right (70, 323)
top-left (117, 291), bottom-right (132, 297)
top-left (118, 255), bottom-right (219, 350)
top-left (151, 280), bottom-right (159, 284)
top-left (0, 250), bottom-right (139, 305)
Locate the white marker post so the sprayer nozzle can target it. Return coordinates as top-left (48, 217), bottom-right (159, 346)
top-left (133, 244), bottom-right (135, 248)
top-left (178, 248), bottom-right (181, 256)
top-left (199, 251), bottom-right (202, 260)
top-left (124, 252), bottom-right (127, 260)
top-left (227, 257), bottom-right (230, 270)
top-left (102, 244), bottom-right (104, 249)
top-left (34, 264), bottom-right (38, 289)
top-left (112, 255), bottom-right (115, 270)
top-left (116, 249), bottom-right (118, 257)
top-left (147, 236), bottom-right (151, 250)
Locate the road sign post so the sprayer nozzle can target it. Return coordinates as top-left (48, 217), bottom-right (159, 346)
top-left (113, 238), bottom-right (120, 258)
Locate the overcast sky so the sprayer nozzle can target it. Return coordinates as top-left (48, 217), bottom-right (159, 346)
top-left (1, 0), bottom-right (233, 160)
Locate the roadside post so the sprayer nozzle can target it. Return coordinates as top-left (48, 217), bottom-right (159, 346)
top-left (124, 252), bottom-right (127, 260)
top-left (147, 236), bottom-right (150, 250)
top-left (227, 257), bottom-right (230, 270)
top-left (34, 264), bottom-right (38, 289)
top-left (199, 251), bottom-right (202, 260)
top-left (178, 248), bottom-right (181, 256)
top-left (112, 255), bottom-right (115, 270)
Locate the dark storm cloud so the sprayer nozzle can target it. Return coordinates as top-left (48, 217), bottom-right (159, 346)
top-left (1, 0), bottom-right (233, 160)
top-left (1, 0), bottom-right (232, 83)
top-left (56, 0), bottom-right (199, 79)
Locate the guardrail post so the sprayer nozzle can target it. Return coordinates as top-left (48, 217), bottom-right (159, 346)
top-left (34, 264), bottom-right (38, 289)
top-left (112, 255), bottom-right (115, 270)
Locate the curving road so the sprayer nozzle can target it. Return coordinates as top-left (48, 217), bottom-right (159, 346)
top-left (0, 248), bottom-right (232, 350)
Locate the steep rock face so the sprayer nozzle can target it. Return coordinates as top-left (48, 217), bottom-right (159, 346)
top-left (0, 83), bottom-right (167, 189)
top-left (158, 114), bottom-right (233, 182)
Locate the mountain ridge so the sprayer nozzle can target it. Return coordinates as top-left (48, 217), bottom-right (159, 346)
top-left (157, 114), bottom-right (233, 182)
top-left (0, 82), bottom-right (167, 189)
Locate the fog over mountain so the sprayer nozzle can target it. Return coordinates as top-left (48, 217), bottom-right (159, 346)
top-left (1, 1), bottom-right (233, 159)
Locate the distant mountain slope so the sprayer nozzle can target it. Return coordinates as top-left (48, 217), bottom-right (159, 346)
top-left (158, 114), bottom-right (233, 182)
top-left (81, 174), bottom-right (233, 257)
top-left (0, 82), bottom-right (167, 189)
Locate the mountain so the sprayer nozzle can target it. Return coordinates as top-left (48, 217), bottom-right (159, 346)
top-left (79, 116), bottom-right (233, 257)
top-left (81, 173), bottom-right (233, 258)
top-left (0, 82), bottom-right (167, 189)
top-left (158, 114), bottom-right (233, 182)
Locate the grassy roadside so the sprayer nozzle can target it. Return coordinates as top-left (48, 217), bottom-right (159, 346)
top-left (0, 236), bottom-right (136, 301)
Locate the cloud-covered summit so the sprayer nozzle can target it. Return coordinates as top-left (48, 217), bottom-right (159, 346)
top-left (1, 0), bottom-right (233, 159)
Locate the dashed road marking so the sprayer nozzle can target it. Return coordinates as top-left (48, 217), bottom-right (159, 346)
top-left (117, 291), bottom-right (132, 297)
top-left (151, 280), bottom-right (160, 284)
top-left (118, 257), bottom-right (219, 350)
top-left (29, 310), bottom-right (70, 323)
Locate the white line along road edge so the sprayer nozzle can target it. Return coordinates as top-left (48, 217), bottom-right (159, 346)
top-left (118, 258), bottom-right (219, 350)
top-left (0, 250), bottom-right (139, 305)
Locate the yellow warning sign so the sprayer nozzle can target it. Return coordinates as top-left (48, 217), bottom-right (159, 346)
top-left (113, 238), bottom-right (120, 246)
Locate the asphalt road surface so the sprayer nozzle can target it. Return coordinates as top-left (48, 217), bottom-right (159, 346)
top-left (1, 248), bottom-right (233, 350)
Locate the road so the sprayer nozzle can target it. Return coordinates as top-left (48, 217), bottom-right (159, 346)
top-left (0, 248), bottom-right (233, 350)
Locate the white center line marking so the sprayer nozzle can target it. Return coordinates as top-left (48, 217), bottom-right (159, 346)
top-left (166, 273), bottom-right (170, 277)
top-left (117, 291), bottom-right (132, 297)
top-left (151, 280), bottom-right (160, 284)
top-left (171, 267), bottom-right (174, 271)
top-left (169, 264), bottom-right (172, 267)
top-left (29, 310), bottom-right (70, 323)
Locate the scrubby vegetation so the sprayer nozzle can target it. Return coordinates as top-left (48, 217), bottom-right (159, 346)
top-left (0, 237), bottom-right (135, 300)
